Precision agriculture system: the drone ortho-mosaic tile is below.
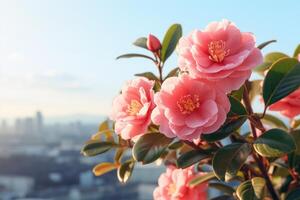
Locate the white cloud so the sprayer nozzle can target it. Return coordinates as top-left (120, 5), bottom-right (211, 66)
top-left (0, 52), bottom-right (111, 119)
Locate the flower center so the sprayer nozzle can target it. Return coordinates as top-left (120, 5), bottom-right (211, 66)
top-left (208, 40), bottom-right (230, 63)
top-left (127, 100), bottom-right (143, 115)
top-left (167, 183), bottom-right (177, 196)
top-left (177, 94), bottom-right (200, 114)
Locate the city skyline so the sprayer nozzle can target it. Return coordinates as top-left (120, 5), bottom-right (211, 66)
top-left (0, 111), bottom-right (104, 135)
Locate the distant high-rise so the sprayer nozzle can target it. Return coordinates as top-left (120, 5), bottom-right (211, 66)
top-left (24, 117), bottom-right (34, 135)
top-left (15, 118), bottom-right (22, 134)
top-left (35, 111), bottom-right (44, 134)
top-left (0, 120), bottom-right (8, 134)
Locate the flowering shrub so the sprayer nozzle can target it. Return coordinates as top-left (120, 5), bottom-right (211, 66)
top-left (82, 20), bottom-right (300, 200)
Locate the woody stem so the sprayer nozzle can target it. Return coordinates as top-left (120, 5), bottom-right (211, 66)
top-left (242, 82), bottom-right (279, 200)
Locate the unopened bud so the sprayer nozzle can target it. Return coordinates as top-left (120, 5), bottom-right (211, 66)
top-left (147, 34), bottom-right (161, 52)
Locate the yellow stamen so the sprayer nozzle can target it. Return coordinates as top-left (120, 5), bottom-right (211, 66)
top-left (127, 100), bottom-right (142, 115)
top-left (167, 183), bottom-right (177, 196)
top-left (208, 40), bottom-right (230, 63)
top-left (177, 94), bottom-right (200, 114)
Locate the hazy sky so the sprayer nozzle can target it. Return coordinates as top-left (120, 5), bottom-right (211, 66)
top-left (0, 0), bottom-right (299, 120)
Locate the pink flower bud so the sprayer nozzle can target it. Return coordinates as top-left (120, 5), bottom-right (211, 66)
top-left (298, 53), bottom-right (300, 62)
top-left (147, 34), bottom-right (161, 52)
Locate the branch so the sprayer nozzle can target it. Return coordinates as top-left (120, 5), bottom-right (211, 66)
top-left (242, 82), bottom-right (279, 200)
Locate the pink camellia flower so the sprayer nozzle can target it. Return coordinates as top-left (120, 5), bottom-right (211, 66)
top-left (110, 77), bottom-right (155, 140)
top-left (147, 34), bottom-right (162, 52)
top-left (177, 19), bottom-right (263, 93)
top-left (153, 166), bottom-right (207, 200)
top-left (151, 74), bottom-right (230, 141)
top-left (269, 88), bottom-right (300, 119)
top-left (298, 53), bottom-right (300, 62)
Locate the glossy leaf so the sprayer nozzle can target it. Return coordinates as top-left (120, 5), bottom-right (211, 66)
top-left (292, 119), bottom-right (300, 129)
top-left (264, 52), bottom-right (289, 63)
top-left (93, 162), bottom-right (118, 176)
top-left (202, 96), bottom-right (247, 142)
top-left (189, 172), bottom-right (216, 187)
top-left (257, 40), bottom-right (276, 50)
top-left (81, 140), bottom-right (116, 157)
top-left (293, 44), bottom-right (300, 57)
top-left (260, 113), bottom-right (288, 130)
top-left (291, 130), bottom-right (300, 155)
top-left (165, 67), bottom-right (179, 79)
top-left (288, 130), bottom-right (300, 169)
top-left (177, 150), bottom-right (209, 168)
top-left (212, 143), bottom-right (252, 181)
top-left (97, 120), bottom-right (114, 142)
top-left (209, 182), bottom-right (235, 196)
top-left (114, 148), bottom-right (125, 164)
top-left (231, 86), bottom-right (244, 100)
top-left (135, 72), bottom-right (159, 81)
top-left (133, 37), bottom-right (147, 49)
top-left (117, 160), bottom-right (135, 183)
top-left (263, 58), bottom-right (300, 106)
top-left (132, 132), bottom-right (173, 164)
top-left (236, 177), bottom-right (266, 200)
top-left (116, 53), bottom-right (155, 62)
top-left (210, 196), bottom-right (235, 200)
top-left (254, 62), bottom-right (272, 75)
top-left (168, 140), bottom-right (183, 150)
top-left (161, 24), bottom-right (182, 62)
top-left (253, 128), bottom-right (296, 157)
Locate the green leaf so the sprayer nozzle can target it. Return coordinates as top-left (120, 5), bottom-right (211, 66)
top-left (209, 182), bottom-right (235, 195)
top-left (165, 67), bottom-right (179, 79)
top-left (202, 96), bottom-right (247, 142)
top-left (253, 128), bottom-right (296, 157)
top-left (114, 148), bottom-right (125, 164)
top-left (212, 143), bottom-right (252, 181)
top-left (117, 160), bottom-right (135, 183)
top-left (292, 119), bottom-right (300, 129)
top-left (168, 140), bottom-right (183, 150)
top-left (251, 177), bottom-right (267, 198)
top-left (210, 195), bottom-right (235, 200)
top-left (231, 86), bottom-right (244, 100)
top-left (291, 130), bottom-right (300, 155)
top-left (81, 140), bottom-right (117, 157)
top-left (263, 57), bottom-right (300, 106)
top-left (286, 188), bottom-right (300, 200)
top-left (189, 172), bottom-right (216, 187)
top-left (116, 53), bottom-right (155, 62)
top-left (132, 132), bottom-right (173, 164)
top-left (135, 72), bottom-right (159, 81)
top-left (257, 40), bottom-right (276, 50)
top-left (260, 113), bottom-right (288, 130)
top-left (293, 44), bottom-right (300, 58)
top-left (254, 62), bottom-right (272, 75)
top-left (133, 37), bottom-right (148, 49)
top-left (228, 96), bottom-right (247, 117)
top-left (236, 177), bottom-right (267, 200)
top-left (93, 162), bottom-right (118, 176)
top-left (161, 24), bottom-right (182, 62)
top-left (96, 120), bottom-right (114, 142)
top-left (288, 130), bottom-right (300, 169)
top-left (264, 52), bottom-right (289, 63)
top-left (177, 150), bottom-right (209, 168)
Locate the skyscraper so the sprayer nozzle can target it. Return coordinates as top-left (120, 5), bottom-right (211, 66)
top-left (35, 111), bottom-right (44, 134)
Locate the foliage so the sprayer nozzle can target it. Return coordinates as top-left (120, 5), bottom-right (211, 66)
top-left (81, 23), bottom-right (300, 200)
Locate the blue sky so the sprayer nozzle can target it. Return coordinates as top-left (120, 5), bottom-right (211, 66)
top-left (0, 0), bottom-right (299, 120)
